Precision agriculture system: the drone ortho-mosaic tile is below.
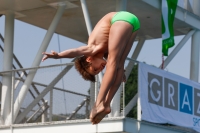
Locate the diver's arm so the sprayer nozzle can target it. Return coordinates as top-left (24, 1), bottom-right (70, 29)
top-left (42, 46), bottom-right (93, 61)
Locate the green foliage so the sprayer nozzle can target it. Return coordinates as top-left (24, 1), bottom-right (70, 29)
top-left (125, 64), bottom-right (138, 118)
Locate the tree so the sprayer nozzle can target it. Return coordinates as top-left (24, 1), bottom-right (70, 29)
top-left (125, 64), bottom-right (138, 118)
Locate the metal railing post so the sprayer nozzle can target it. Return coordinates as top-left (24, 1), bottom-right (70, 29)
top-left (49, 89), bottom-right (53, 122)
top-left (1, 10), bottom-right (14, 125)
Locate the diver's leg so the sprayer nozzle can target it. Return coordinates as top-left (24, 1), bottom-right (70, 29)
top-left (91, 31), bottom-right (138, 124)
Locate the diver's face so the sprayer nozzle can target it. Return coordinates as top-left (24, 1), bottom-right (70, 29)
top-left (86, 56), bottom-right (106, 75)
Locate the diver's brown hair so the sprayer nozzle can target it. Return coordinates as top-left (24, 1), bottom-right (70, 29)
top-left (74, 56), bottom-right (95, 82)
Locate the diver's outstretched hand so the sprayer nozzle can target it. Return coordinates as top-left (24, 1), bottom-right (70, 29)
top-left (42, 50), bottom-right (59, 62)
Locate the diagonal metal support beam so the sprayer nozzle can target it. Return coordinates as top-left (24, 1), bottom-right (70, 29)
top-left (125, 37), bottom-right (145, 79)
top-left (15, 64), bottom-right (73, 124)
top-left (0, 34), bottom-right (45, 106)
top-left (124, 93), bottom-right (138, 116)
top-left (0, 34), bottom-right (44, 110)
top-left (10, 4), bottom-right (66, 124)
top-left (67, 98), bottom-right (88, 120)
top-left (25, 101), bottom-right (48, 123)
top-left (159, 30), bottom-right (196, 68)
top-left (14, 77), bottom-right (89, 97)
top-left (142, 0), bottom-right (200, 30)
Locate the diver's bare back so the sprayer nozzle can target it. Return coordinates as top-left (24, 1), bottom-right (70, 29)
top-left (88, 12), bottom-right (117, 53)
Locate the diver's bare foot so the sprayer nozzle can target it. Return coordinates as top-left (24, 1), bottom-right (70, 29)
top-left (91, 103), bottom-right (111, 124)
top-left (90, 102), bottom-right (104, 122)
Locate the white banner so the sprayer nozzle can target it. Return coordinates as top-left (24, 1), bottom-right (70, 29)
top-left (139, 62), bottom-right (200, 132)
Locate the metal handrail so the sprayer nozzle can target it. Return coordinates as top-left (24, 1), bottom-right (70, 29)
top-left (0, 63), bottom-right (74, 74)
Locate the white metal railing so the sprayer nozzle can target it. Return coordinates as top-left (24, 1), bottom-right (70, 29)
top-left (0, 63), bottom-right (92, 124)
top-left (0, 42), bottom-right (141, 127)
top-left (0, 58), bottom-right (193, 133)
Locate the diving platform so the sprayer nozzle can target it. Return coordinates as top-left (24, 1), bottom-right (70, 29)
top-left (0, 117), bottom-right (190, 133)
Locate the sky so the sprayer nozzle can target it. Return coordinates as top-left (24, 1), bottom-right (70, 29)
top-left (0, 15), bottom-right (193, 82)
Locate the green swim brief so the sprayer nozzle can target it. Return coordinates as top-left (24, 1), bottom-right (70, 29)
top-left (111, 11), bottom-right (140, 32)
